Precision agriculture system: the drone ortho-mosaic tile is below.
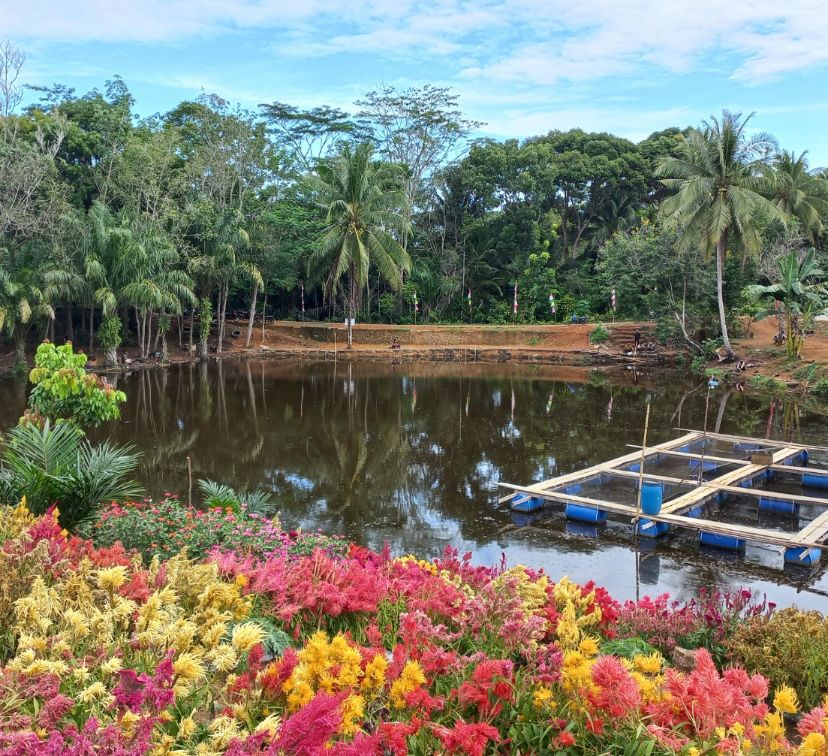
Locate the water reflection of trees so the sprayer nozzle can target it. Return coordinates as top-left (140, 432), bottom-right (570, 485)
top-left (96, 361), bottom-right (828, 566)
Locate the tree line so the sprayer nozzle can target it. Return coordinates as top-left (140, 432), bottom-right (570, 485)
top-left (1, 39), bottom-right (827, 366)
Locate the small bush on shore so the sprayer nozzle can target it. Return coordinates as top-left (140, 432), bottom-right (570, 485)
top-left (81, 496), bottom-right (346, 562)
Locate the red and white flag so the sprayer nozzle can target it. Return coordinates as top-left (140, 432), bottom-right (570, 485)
top-left (513, 282), bottom-right (518, 315)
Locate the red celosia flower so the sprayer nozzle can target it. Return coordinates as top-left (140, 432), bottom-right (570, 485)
top-left (273, 692), bottom-right (344, 756)
top-left (431, 720), bottom-right (500, 756)
top-left (553, 731), bottom-right (576, 749)
top-left (590, 655), bottom-right (641, 719)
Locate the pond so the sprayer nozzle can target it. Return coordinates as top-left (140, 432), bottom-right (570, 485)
top-left (1, 359), bottom-right (827, 609)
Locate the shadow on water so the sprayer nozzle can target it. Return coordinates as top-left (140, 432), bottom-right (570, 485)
top-left (1, 360), bottom-right (827, 609)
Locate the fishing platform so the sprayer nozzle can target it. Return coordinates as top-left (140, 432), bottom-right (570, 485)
top-left (500, 430), bottom-right (828, 568)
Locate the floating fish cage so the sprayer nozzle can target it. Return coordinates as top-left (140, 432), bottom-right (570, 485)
top-left (500, 430), bottom-right (828, 569)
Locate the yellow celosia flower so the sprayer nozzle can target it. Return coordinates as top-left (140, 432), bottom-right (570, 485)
top-left (207, 644), bottom-right (238, 673)
top-left (632, 652), bottom-right (663, 675)
top-left (389, 660), bottom-right (426, 708)
top-left (800, 732), bottom-right (826, 756)
top-left (208, 715), bottom-right (242, 749)
top-left (231, 622), bottom-right (265, 653)
top-left (773, 685), bottom-right (799, 715)
top-left (532, 685), bottom-right (554, 709)
top-left (361, 653), bottom-right (388, 696)
top-left (78, 681), bottom-right (109, 703)
top-left (97, 565), bottom-right (128, 591)
top-left (119, 711), bottom-right (140, 737)
top-left (578, 636), bottom-right (599, 657)
top-left (173, 652), bottom-right (206, 683)
top-left (178, 715), bottom-right (197, 740)
top-left (339, 694), bottom-right (365, 736)
top-left (100, 657), bottom-right (123, 676)
top-left (255, 713), bottom-right (281, 735)
top-left (755, 711), bottom-right (786, 742)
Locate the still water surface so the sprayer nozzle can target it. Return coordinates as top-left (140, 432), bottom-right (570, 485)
top-left (1, 359), bottom-right (827, 610)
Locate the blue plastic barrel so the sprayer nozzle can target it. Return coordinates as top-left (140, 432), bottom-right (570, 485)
top-left (689, 459), bottom-right (718, 472)
top-left (636, 518), bottom-right (670, 538)
top-left (758, 497), bottom-right (799, 517)
top-left (564, 503), bottom-right (608, 524)
top-left (699, 531), bottom-right (746, 551)
top-left (511, 493), bottom-right (543, 512)
top-left (641, 482), bottom-right (663, 516)
top-left (784, 547), bottom-right (821, 567)
top-left (802, 472), bottom-right (828, 490)
top-left (565, 521), bottom-right (600, 538)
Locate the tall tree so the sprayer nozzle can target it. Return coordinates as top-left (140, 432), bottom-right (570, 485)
top-left (308, 144), bottom-right (411, 347)
top-left (357, 85), bottom-right (483, 250)
top-left (657, 111), bottom-right (783, 359)
top-left (770, 150), bottom-right (828, 246)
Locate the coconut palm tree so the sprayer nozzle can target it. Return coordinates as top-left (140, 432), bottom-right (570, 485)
top-left (744, 248), bottom-right (828, 359)
top-left (770, 150), bottom-right (828, 246)
top-left (308, 143), bottom-right (411, 348)
top-left (656, 111), bottom-right (783, 360)
top-left (0, 246), bottom-right (54, 366)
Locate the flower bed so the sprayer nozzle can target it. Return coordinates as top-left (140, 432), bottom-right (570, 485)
top-left (0, 502), bottom-right (826, 755)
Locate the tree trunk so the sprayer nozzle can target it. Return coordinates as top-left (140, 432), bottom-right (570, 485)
top-left (245, 282), bottom-right (258, 348)
top-left (66, 302), bottom-right (74, 343)
top-left (13, 332), bottom-right (26, 368)
top-left (177, 315), bottom-right (183, 350)
top-left (217, 283), bottom-right (226, 354)
top-left (189, 308), bottom-right (195, 354)
top-left (161, 329), bottom-right (169, 363)
top-left (88, 306), bottom-right (94, 354)
top-left (105, 346), bottom-right (118, 368)
top-left (347, 277), bottom-right (354, 349)
top-left (715, 236), bottom-right (735, 360)
top-left (261, 292), bottom-right (267, 344)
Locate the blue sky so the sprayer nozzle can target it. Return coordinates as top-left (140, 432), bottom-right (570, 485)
top-left (4, 0), bottom-right (828, 164)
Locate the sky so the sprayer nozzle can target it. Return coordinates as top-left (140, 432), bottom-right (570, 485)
top-left (3, 0), bottom-right (828, 164)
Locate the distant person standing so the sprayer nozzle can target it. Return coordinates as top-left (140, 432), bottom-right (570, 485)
top-left (634, 329), bottom-right (641, 352)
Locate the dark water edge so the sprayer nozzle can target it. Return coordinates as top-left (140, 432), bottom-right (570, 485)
top-left (1, 360), bottom-right (827, 611)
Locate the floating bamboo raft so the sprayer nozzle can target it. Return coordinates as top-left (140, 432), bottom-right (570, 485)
top-left (499, 430), bottom-right (828, 567)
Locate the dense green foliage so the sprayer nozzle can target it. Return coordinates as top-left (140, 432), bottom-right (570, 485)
top-left (27, 342), bottom-right (126, 427)
top-left (2, 42), bottom-right (828, 357)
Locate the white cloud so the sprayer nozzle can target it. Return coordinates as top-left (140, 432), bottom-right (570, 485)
top-left (5, 0), bottom-right (826, 86)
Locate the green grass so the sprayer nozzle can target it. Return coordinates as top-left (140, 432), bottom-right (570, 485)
top-left (748, 374), bottom-right (787, 393)
top-left (589, 324), bottom-right (610, 344)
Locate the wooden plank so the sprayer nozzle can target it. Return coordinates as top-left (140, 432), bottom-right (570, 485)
top-left (798, 510), bottom-right (828, 544)
top-left (515, 431), bottom-right (701, 493)
top-left (595, 467), bottom-right (701, 486)
top-left (627, 447), bottom-right (753, 466)
top-left (660, 447), bottom-right (802, 515)
top-left (497, 481), bottom-right (815, 549)
top-left (715, 484), bottom-right (828, 508)
top-left (677, 429), bottom-right (828, 454)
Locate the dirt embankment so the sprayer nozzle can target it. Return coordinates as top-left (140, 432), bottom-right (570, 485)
top-left (725, 318), bottom-right (828, 390)
top-left (231, 320), bottom-right (667, 367)
top-left (0, 320), bottom-right (666, 374)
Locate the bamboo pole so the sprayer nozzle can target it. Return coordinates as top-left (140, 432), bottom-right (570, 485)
top-left (634, 399), bottom-right (651, 525)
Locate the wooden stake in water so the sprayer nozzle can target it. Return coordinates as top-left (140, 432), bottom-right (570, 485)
top-left (634, 398), bottom-right (652, 524)
top-left (187, 455), bottom-right (193, 508)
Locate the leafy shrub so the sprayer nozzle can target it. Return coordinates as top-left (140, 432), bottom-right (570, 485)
top-left (690, 355), bottom-right (707, 374)
top-left (97, 315), bottom-right (122, 350)
top-left (792, 362), bottom-right (819, 383)
top-left (725, 608), bottom-right (828, 710)
top-left (701, 337), bottom-right (723, 360)
top-left (198, 478), bottom-right (275, 515)
top-left (811, 378), bottom-right (828, 398)
top-left (748, 374), bottom-right (786, 393)
top-left (589, 324), bottom-right (610, 344)
top-left (27, 342), bottom-right (126, 427)
top-left (84, 496), bottom-right (347, 562)
top-left (0, 420), bottom-right (141, 530)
